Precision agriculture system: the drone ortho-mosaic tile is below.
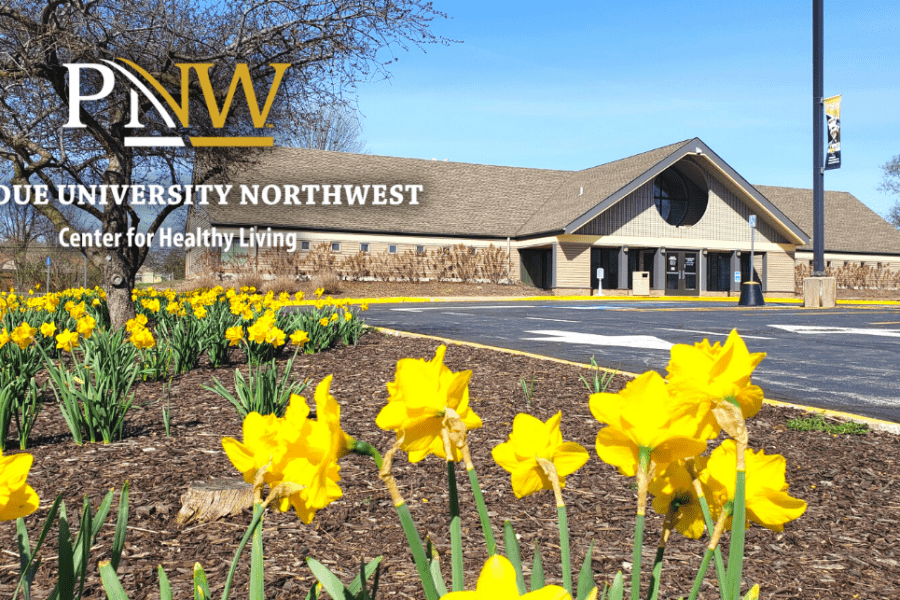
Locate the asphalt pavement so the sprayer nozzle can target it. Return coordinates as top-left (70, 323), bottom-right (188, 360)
top-left (360, 299), bottom-right (900, 423)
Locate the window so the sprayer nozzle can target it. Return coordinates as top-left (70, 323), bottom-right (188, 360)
top-left (301, 241), bottom-right (310, 251)
top-left (389, 244), bottom-right (397, 254)
top-left (331, 242), bottom-right (341, 252)
top-left (360, 243), bottom-right (370, 253)
top-left (652, 167), bottom-right (708, 227)
top-left (416, 245), bottom-right (425, 255)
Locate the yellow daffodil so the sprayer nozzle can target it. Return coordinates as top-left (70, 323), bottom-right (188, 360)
top-left (441, 555), bottom-right (572, 600)
top-left (56, 329), bottom-right (80, 352)
top-left (314, 287), bottom-right (324, 298)
top-left (130, 327), bottom-right (155, 350)
top-left (40, 322), bottom-right (57, 338)
top-left (126, 314), bottom-right (149, 333)
top-left (76, 315), bottom-right (96, 339)
top-left (294, 291), bottom-right (305, 301)
top-left (318, 317), bottom-right (330, 327)
top-left (10, 322), bottom-right (38, 349)
top-left (590, 371), bottom-right (706, 477)
top-left (376, 345), bottom-right (482, 463)
top-left (343, 311), bottom-right (353, 321)
top-left (194, 305), bottom-right (207, 319)
top-left (700, 439), bottom-right (807, 532)
top-left (141, 298), bottom-right (161, 313)
top-left (68, 301), bottom-right (86, 320)
top-left (329, 312), bottom-right (338, 322)
top-left (225, 326), bottom-right (244, 346)
top-left (360, 303), bottom-right (369, 311)
top-left (222, 377), bottom-right (352, 524)
top-left (648, 461), bottom-right (706, 539)
top-left (492, 411), bottom-right (589, 499)
top-left (0, 450), bottom-right (40, 521)
top-left (290, 330), bottom-right (309, 347)
top-left (666, 330), bottom-right (766, 439)
top-left (265, 327), bottom-right (286, 347)
top-left (166, 302), bottom-right (181, 315)
top-left (92, 298), bottom-right (101, 306)
top-left (0, 328), bottom-right (8, 350)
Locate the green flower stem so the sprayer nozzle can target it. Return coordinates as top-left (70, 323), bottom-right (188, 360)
top-left (557, 504), bottom-right (572, 596)
top-left (351, 440), bottom-right (384, 471)
top-left (395, 501), bottom-right (440, 600)
top-left (727, 469), bottom-right (747, 600)
top-left (646, 507), bottom-right (675, 600)
top-left (447, 460), bottom-right (464, 592)
top-left (632, 447), bottom-right (652, 600)
top-left (686, 547), bottom-right (715, 600)
top-left (221, 502), bottom-right (265, 600)
top-left (463, 447), bottom-right (497, 556)
top-left (695, 489), bottom-right (728, 599)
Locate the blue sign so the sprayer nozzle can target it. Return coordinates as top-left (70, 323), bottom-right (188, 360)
top-left (734, 271), bottom-right (741, 283)
top-left (46, 256), bottom-right (50, 267)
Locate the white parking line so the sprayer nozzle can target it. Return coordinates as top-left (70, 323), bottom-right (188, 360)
top-left (525, 316), bottom-right (580, 323)
top-left (391, 305), bottom-right (537, 312)
top-left (658, 328), bottom-right (774, 340)
top-left (770, 325), bottom-right (900, 338)
top-left (522, 330), bottom-right (673, 350)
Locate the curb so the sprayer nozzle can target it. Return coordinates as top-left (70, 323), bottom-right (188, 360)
top-left (289, 295), bottom-right (900, 307)
top-left (373, 327), bottom-right (900, 435)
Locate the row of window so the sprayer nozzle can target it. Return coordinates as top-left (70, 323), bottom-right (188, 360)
top-left (314, 242), bottom-right (479, 255)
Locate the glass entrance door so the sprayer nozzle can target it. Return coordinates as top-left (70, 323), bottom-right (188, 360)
top-left (664, 251), bottom-right (700, 296)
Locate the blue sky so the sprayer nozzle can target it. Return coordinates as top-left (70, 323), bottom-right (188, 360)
top-left (355, 1), bottom-right (900, 218)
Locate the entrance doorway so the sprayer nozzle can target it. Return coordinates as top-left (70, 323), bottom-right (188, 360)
top-left (520, 248), bottom-right (552, 289)
top-left (665, 251), bottom-right (700, 296)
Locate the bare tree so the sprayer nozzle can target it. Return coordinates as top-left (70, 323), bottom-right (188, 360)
top-left (879, 155), bottom-right (900, 229)
top-left (286, 104), bottom-right (368, 153)
top-left (0, 0), bottom-right (449, 326)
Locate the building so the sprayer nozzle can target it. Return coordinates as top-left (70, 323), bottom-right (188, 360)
top-left (185, 138), bottom-right (900, 295)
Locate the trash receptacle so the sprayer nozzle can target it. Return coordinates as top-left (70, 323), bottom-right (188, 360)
top-left (632, 271), bottom-right (650, 296)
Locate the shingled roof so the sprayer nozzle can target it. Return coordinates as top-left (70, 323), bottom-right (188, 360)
top-left (756, 186), bottom-right (900, 256)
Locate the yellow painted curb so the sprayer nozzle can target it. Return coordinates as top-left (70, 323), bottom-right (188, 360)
top-left (373, 326), bottom-right (642, 378)
top-left (373, 327), bottom-right (899, 434)
top-left (287, 295), bottom-right (900, 307)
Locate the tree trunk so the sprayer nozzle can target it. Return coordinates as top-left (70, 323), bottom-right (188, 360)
top-left (103, 247), bottom-right (137, 329)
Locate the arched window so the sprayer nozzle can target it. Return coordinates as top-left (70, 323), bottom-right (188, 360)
top-left (652, 167), bottom-right (708, 226)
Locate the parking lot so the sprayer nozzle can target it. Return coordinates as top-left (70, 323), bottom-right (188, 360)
top-left (361, 299), bottom-right (900, 423)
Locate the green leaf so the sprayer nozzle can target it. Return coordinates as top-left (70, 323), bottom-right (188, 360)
top-left (530, 541), bottom-right (544, 592)
top-left (13, 495), bottom-right (62, 600)
top-left (346, 556), bottom-right (383, 596)
top-left (16, 518), bottom-right (33, 600)
top-left (57, 502), bottom-right (75, 600)
top-left (609, 571), bottom-right (625, 600)
top-left (158, 566), bottom-right (173, 600)
top-left (306, 558), bottom-right (351, 600)
top-left (99, 560), bottom-right (130, 600)
top-left (426, 540), bottom-right (448, 598)
top-left (76, 497), bottom-right (93, 599)
top-left (726, 471), bottom-right (747, 600)
top-left (576, 541), bottom-right (595, 600)
top-left (110, 482), bottom-right (130, 572)
top-left (503, 521), bottom-right (527, 595)
top-left (447, 461), bottom-right (464, 592)
top-left (193, 563), bottom-right (212, 600)
top-left (250, 505), bottom-right (265, 600)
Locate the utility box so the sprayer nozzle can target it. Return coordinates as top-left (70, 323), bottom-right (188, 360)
top-left (632, 271), bottom-right (650, 296)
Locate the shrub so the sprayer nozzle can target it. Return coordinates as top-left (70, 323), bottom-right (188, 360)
top-left (260, 276), bottom-right (302, 295)
top-left (339, 251), bottom-right (372, 281)
top-left (310, 270), bottom-right (343, 294)
top-left (236, 273), bottom-right (265, 292)
top-left (479, 243), bottom-right (510, 283)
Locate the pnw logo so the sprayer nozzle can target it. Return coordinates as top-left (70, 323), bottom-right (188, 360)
top-left (63, 59), bottom-right (289, 148)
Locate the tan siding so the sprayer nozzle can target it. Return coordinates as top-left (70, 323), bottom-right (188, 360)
top-left (576, 166), bottom-right (788, 244)
top-left (556, 243), bottom-right (591, 288)
top-left (767, 251), bottom-right (795, 293)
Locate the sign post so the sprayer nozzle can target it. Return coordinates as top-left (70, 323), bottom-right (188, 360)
top-left (596, 267), bottom-right (604, 297)
top-left (749, 214), bottom-right (757, 284)
top-left (46, 256), bottom-right (50, 293)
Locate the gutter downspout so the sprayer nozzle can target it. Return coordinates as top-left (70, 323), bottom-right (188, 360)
top-left (507, 237), bottom-right (511, 282)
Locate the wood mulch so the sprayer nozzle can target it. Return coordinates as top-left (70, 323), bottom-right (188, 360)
top-left (1, 332), bottom-right (898, 600)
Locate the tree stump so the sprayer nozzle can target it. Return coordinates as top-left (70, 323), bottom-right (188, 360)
top-left (176, 478), bottom-right (253, 526)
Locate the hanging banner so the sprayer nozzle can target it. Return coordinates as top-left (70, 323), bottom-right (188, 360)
top-left (824, 94), bottom-right (841, 170)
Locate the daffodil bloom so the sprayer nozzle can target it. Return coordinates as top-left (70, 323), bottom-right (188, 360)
top-left (194, 305), bottom-right (207, 319)
top-left (376, 345), bottom-right (482, 462)
top-left (492, 411), bottom-right (589, 499)
top-left (264, 327), bottom-right (286, 347)
top-left (10, 322), bottom-right (38, 349)
top-left (441, 555), bottom-right (572, 600)
top-left (166, 302), bottom-right (181, 315)
top-left (314, 287), bottom-right (324, 297)
top-left (247, 314), bottom-right (276, 344)
top-left (699, 439), bottom-right (807, 532)
top-left (222, 377), bottom-right (352, 524)
top-left (0, 328), bottom-right (8, 349)
top-left (40, 322), bottom-right (57, 338)
top-left (56, 329), bottom-right (80, 352)
top-left (290, 330), bottom-right (309, 347)
top-left (68, 301), bottom-right (86, 320)
top-left (648, 461), bottom-right (706, 539)
top-left (318, 317), bottom-right (330, 327)
top-left (126, 314), bottom-right (149, 333)
top-left (666, 330), bottom-right (766, 439)
top-left (130, 327), bottom-right (155, 350)
top-left (0, 450), bottom-right (40, 520)
top-left (344, 311), bottom-right (353, 321)
top-left (76, 315), bottom-right (96, 339)
top-left (590, 371), bottom-right (706, 477)
top-left (141, 298), bottom-right (161, 313)
top-left (225, 326), bottom-right (244, 346)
